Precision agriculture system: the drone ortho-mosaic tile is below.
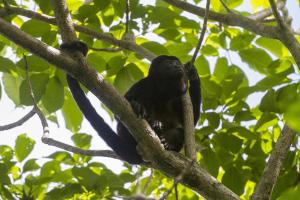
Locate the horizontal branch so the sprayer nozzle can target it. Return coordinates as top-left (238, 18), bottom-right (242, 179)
top-left (42, 137), bottom-right (119, 159)
top-left (0, 18), bottom-right (239, 200)
top-left (162, 0), bottom-right (280, 39)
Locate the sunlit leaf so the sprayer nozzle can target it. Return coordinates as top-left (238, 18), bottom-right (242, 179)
top-left (14, 134), bottom-right (35, 162)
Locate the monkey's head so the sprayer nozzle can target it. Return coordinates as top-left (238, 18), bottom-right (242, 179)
top-left (149, 55), bottom-right (187, 98)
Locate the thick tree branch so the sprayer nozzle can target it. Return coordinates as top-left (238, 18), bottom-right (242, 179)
top-left (0, 108), bottom-right (35, 131)
top-left (250, 125), bottom-right (295, 200)
top-left (0, 6), bottom-right (156, 61)
top-left (0, 16), bottom-right (239, 200)
top-left (162, 0), bottom-right (280, 39)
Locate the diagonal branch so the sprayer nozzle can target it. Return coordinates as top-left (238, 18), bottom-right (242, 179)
top-left (250, 125), bottom-right (295, 200)
top-left (0, 108), bottom-right (36, 131)
top-left (0, 6), bottom-right (156, 61)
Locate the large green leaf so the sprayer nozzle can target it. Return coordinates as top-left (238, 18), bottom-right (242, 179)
top-left (41, 77), bottom-right (64, 113)
top-left (17, 55), bottom-right (50, 72)
top-left (0, 57), bottom-right (16, 73)
top-left (23, 159), bottom-right (40, 173)
top-left (14, 134), bottom-right (35, 162)
top-left (21, 19), bottom-right (51, 37)
top-left (62, 91), bottom-right (83, 133)
top-left (239, 47), bottom-right (272, 74)
top-left (256, 37), bottom-right (288, 57)
top-left (222, 167), bottom-right (245, 195)
top-left (19, 73), bottom-right (49, 106)
top-left (2, 73), bottom-right (22, 106)
top-left (71, 133), bottom-right (92, 150)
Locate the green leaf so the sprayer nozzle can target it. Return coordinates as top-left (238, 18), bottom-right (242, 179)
top-left (0, 145), bottom-right (14, 162)
top-left (277, 185), bottom-right (300, 200)
top-left (19, 73), bottom-right (49, 106)
top-left (66, 0), bottom-right (84, 11)
top-left (222, 167), bottom-right (245, 195)
top-left (23, 159), bottom-right (40, 173)
top-left (259, 89), bottom-right (280, 113)
top-left (256, 37), bottom-right (288, 57)
top-left (195, 55), bottom-right (210, 76)
top-left (107, 56), bottom-right (126, 76)
top-left (17, 55), bottom-right (49, 72)
top-left (201, 149), bottom-right (219, 177)
top-left (2, 73), bottom-right (21, 105)
top-left (21, 19), bottom-right (51, 37)
top-left (71, 133), bottom-right (92, 149)
top-left (114, 67), bottom-right (136, 95)
top-left (46, 183), bottom-right (83, 199)
top-left (267, 59), bottom-right (294, 76)
top-left (72, 167), bottom-right (101, 189)
top-left (40, 161), bottom-right (61, 178)
top-left (276, 84), bottom-right (298, 112)
top-left (47, 151), bottom-right (75, 165)
top-left (87, 52), bottom-right (106, 72)
top-left (239, 47), bottom-right (272, 74)
top-left (141, 41), bottom-right (169, 56)
top-left (0, 163), bottom-right (11, 184)
top-left (0, 57), bottom-right (16, 73)
top-left (34, 0), bottom-right (52, 14)
top-left (14, 134), bottom-right (35, 162)
top-left (213, 57), bottom-right (229, 82)
top-left (230, 32), bottom-right (255, 51)
top-left (42, 77), bottom-right (64, 113)
top-left (62, 91), bottom-right (83, 133)
top-left (255, 113), bottom-right (278, 132)
top-left (201, 44), bottom-right (219, 56)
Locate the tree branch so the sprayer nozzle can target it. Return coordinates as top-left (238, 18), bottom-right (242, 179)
top-left (162, 0), bottom-right (280, 39)
top-left (0, 6), bottom-right (156, 61)
top-left (0, 108), bottom-right (35, 131)
top-left (249, 0), bottom-right (285, 21)
top-left (250, 125), bottom-right (295, 200)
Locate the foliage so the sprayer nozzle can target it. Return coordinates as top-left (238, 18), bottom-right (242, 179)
top-left (0, 0), bottom-right (300, 199)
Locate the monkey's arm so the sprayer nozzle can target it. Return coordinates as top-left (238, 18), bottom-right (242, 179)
top-left (185, 63), bottom-right (201, 125)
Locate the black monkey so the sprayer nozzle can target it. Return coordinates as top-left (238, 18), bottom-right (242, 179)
top-left (61, 41), bottom-right (201, 164)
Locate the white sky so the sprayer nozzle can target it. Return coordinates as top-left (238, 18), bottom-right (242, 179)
top-left (0, 0), bottom-right (300, 173)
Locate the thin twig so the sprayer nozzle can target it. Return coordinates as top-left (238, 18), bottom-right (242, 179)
top-left (219, 0), bottom-right (231, 13)
top-left (249, 0), bottom-right (285, 21)
top-left (269, 0), bottom-right (285, 28)
top-left (125, 0), bottom-right (129, 34)
top-left (142, 169), bottom-right (154, 194)
top-left (89, 47), bottom-right (122, 52)
top-left (0, 108), bottom-right (36, 131)
top-left (191, 0), bottom-right (210, 64)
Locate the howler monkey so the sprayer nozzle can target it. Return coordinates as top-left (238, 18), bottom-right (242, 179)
top-left (61, 41), bottom-right (201, 164)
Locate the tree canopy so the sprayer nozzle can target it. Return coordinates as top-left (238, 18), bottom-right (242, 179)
top-left (0, 0), bottom-right (300, 199)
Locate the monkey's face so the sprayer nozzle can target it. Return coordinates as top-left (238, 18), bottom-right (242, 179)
top-left (149, 55), bottom-right (187, 98)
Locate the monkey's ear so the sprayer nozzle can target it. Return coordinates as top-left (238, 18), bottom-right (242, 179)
top-left (60, 41), bottom-right (88, 56)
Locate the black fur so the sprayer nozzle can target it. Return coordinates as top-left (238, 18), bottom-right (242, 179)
top-left (61, 41), bottom-right (201, 164)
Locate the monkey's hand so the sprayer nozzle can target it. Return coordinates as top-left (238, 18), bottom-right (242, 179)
top-left (60, 40), bottom-right (88, 56)
top-left (130, 100), bottom-right (147, 119)
top-left (184, 62), bottom-right (198, 81)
